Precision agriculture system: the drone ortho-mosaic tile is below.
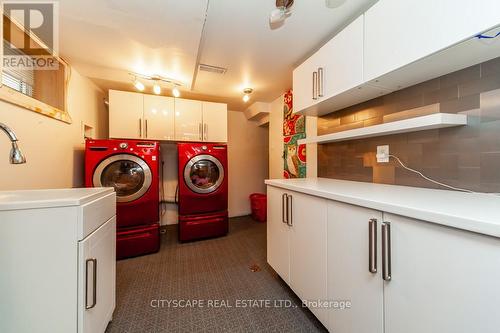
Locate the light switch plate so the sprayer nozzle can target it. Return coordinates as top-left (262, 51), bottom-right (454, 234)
top-left (376, 145), bottom-right (389, 163)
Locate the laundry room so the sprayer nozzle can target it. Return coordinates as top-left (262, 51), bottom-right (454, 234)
top-left (158, 111), bottom-right (269, 227)
top-left (2, 1), bottom-right (500, 333)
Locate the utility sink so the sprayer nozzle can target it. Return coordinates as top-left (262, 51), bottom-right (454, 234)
top-left (0, 187), bottom-right (114, 211)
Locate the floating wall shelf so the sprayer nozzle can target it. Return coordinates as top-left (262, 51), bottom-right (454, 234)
top-left (298, 113), bottom-right (467, 145)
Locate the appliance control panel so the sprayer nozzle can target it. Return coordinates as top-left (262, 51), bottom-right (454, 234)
top-left (119, 143), bottom-right (128, 149)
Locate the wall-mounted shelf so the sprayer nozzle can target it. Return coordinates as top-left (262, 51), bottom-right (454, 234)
top-left (298, 113), bottom-right (467, 145)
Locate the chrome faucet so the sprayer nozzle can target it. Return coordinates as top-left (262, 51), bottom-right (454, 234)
top-left (0, 122), bottom-right (26, 164)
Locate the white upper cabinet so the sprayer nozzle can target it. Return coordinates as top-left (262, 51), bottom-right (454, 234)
top-left (293, 0), bottom-right (500, 115)
top-left (202, 101), bottom-right (228, 143)
top-left (364, 0), bottom-right (500, 83)
top-left (143, 95), bottom-right (175, 141)
top-left (109, 90), bottom-right (144, 139)
top-left (292, 49), bottom-right (322, 114)
top-left (174, 98), bottom-right (203, 142)
top-left (109, 90), bottom-right (227, 142)
top-left (293, 15), bottom-right (365, 114)
top-left (318, 15), bottom-right (364, 101)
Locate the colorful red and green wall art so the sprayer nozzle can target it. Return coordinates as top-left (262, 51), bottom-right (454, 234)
top-left (283, 90), bottom-right (306, 178)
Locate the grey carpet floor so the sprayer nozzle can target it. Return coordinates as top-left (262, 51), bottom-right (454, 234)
top-left (106, 216), bottom-right (327, 333)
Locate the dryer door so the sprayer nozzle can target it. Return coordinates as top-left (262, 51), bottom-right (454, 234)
top-left (184, 155), bottom-right (225, 194)
top-left (93, 154), bottom-right (152, 203)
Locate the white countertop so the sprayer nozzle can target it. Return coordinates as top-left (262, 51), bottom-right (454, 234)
top-left (265, 178), bottom-right (500, 238)
top-left (0, 187), bottom-right (115, 211)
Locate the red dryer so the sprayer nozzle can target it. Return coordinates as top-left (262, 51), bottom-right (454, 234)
top-left (85, 139), bottom-right (161, 259)
top-left (178, 143), bottom-right (228, 241)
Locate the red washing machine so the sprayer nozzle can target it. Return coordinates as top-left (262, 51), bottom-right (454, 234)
top-left (178, 143), bottom-right (228, 241)
top-left (85, 139), bottom-right (161, 259)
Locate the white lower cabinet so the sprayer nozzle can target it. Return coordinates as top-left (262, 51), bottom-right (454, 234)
top-left (267, 186), bottom-right (290, 283)
top-left (289, 191), bottom-right (328, 324)
top-left (267, 185), bottom-right (500, 333)
top-left (383, 213), bottom-right (500, 333)
top-left (327, 201), bottom-right (384, 333)
top-left (0, 189), bottom-right (116, 333)
top-left (266, 186), bottom-right (329, 326)
top-left (78, 217), bottom-right (116, 333)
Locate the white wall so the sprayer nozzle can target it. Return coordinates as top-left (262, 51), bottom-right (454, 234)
top-left (0, 67), bottom-right (107, 190)
top-left (158, 111), bottom-right (269, 224)
top-left (227, 110), bottom-right (268, 217)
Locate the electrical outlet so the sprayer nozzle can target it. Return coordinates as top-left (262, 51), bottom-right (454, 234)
top-left (376, 145), bottom-right (389, 163)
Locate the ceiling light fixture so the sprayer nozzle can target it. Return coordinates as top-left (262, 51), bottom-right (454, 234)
top-left (153, 83), bottom-right (161, 95)
top-left (325, 0), bottom-right (347, 8)
top-left (270, 0), bottom-right (294, 26)
top-left (129, 73), bottom-right (183, 96)
top-left (242, 88), bottom-right (253, 103)
top-left (133, 79), bottom-right (145, 91)
top-left (172, 87), bottom-right (181, 98)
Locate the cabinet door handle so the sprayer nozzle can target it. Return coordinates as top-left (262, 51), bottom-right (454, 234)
top-left (139, 119), bottom-right (142, 137)
top-left (204, 124), bottom-right (208, 141)
top-left (287, 195), bottom-right (293, 226)
top-left (382, 222), bottom-right (392, 281)
top-left (318, 67), bottom-right (324, 97)
top-left (282, 193), bottom-right (288, 224)
top-left (199, 123), bottom-right (202, 141)
top-left (85, 258), bottom-right (97, 310)
top-left (369, 219), bottom-right (377, 274)
top-left (312, 71), bottom-right (318, 100)
top-left (145, 119), bottom-right (148, 138)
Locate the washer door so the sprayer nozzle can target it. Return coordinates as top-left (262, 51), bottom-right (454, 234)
top-left (93, 154), bottom-right (152, 203)
top-left (184, 155), bottom-right (224, 194)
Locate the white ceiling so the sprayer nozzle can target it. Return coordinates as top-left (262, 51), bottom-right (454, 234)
top-left (59, 0), bottom-right (377, 111)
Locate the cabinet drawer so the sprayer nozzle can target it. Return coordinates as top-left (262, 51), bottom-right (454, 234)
top-left (78, 192), bottom-right (116, 240)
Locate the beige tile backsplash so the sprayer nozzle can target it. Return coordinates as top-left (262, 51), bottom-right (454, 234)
top-left (317, 57), bottom-right (500, 192)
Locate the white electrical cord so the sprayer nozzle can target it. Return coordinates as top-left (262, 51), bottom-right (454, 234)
top-left (389, 154), bottom-right (499, 195)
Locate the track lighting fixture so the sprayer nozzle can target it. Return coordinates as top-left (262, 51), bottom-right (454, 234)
top-left (133, 79), bottom-right (145, 91)
top-left (172, 87), bottom-right (181, 98)
top-left (130, 73), bottom-right (182, 97)
top-left (153, 83), bottom-right (161, 95)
